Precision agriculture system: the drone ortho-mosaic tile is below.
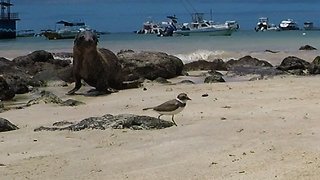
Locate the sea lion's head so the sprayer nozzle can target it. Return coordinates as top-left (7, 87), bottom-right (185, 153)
top-left (74, 30), bottom-right (99, 49)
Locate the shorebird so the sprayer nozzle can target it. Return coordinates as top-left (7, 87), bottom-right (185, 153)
top-left (143, 93), bottom-right (191, 126)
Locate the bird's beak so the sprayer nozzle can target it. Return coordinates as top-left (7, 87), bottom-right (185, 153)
top-left (187, 96), bottom-right (191, 100)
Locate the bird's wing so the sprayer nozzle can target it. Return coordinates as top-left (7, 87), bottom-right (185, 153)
top-left (153, 99), bottom-right (179, 112)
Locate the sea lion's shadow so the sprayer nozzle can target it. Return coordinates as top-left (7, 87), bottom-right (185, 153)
top-left (68, 89), bottom-right (113, 97)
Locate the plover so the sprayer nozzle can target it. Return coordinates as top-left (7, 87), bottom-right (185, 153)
top-left (143, 93), bottom-right (191, 126)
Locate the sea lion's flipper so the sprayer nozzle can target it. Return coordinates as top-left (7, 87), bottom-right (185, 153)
top-left (66, 78), bottom-right (82, 95)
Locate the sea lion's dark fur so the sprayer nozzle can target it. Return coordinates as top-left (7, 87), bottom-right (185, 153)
top-left (67, 31), bottom-right (124, 95)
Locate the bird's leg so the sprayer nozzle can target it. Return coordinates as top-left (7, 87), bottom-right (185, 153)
top-left (158, 114), bottom-right (163, 119)
top-left (171, 115), bottom-right (177, 126)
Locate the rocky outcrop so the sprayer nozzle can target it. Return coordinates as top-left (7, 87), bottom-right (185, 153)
top-left (0, 118), bottom-right (19, 132)
top-left (0, 50), bottom-right (72, 97)
top-left (26, 90), bottom-right (84, 107)
top-left (0, 76), bottom-right (15, 101)
top-left (117, 51), bottom-right (184, 80)
top-left (34, 114), bottom-right (174, 131)
top-left (277, 56), bottom-right (310, 75)
top-left (299, 45), bottom-right (317, 51)
top-left (309, 56), bottom-right (320, 74)
top-left (204, 71), bottom-right (225, 83)
top-left (226, 56), bottom-right (273, 69)
top-left (183, 59), bottom-right (227, 71)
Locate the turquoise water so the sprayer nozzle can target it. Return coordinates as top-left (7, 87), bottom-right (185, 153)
top-left (15, 0), bottom-right (320, 33)
top-left (1, 30), bottom-right (319, 60)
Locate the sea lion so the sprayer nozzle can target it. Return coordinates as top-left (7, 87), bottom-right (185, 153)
top-left (67, 30), bottom-right (124, 95)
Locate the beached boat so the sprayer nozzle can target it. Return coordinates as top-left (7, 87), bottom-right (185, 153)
top-left (255, 17), bottom-right (280, 32)
top-left (303, 21), bottom-right (320, 31)
top-left (279, 19), bottom-right (299, 30)
top-left (43, 20), bottom-right (90, 40)
top-left (173, 13), bottom-right (236, 36)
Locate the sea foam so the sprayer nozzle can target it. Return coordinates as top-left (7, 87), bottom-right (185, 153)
top-left (174, 49), bottom-right (227, 64)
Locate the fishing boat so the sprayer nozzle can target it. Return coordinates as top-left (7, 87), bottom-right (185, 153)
top-left (43, 20), bottom-right (90, 40)
top-left (173, 13), bottom-right (236, 36)
top-left (279, 19), bottom-right (299, 30)
top-left (303, 21), bottom-right (320, 31)
top-left (135, 17), bottom-right (163, 34)
top-left (255, 17), bottom-right (279, 32)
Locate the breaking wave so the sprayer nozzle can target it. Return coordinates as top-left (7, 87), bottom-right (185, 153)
top-left (174, 49), bottom-right (228, 64)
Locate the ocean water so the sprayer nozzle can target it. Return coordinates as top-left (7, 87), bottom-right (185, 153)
top-left (2, 0), bottom-right (320, 63)
top-left (1, 30), bottom-right (320, 63)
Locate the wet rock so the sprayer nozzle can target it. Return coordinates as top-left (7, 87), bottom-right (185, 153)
top-left (299, 45), bottom-right (317, 50)
top-left (117, 51), bottom-right (184, 80)
top-left (184, 59), bottom-right (227, 71)
top-left (0, 118), bottom-right (19, 132)
top-left (34, 114), bottom-right (174, 131)
top-left (226, 56), bottom-right (273, 70)
top-left (0, 76), bottom-right (15, 101)
top-left (277, 56), bottom-right (310, 74)
top-left (204, 71), bottom-right (225, 83)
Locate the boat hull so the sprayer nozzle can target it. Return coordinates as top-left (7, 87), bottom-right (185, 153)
top-left (174, 28), bottom-right (234, 36)
top-left (43, 31), bottom-right (78, 40)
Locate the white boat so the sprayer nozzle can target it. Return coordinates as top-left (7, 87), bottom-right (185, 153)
top-left (255, 17), bottom-right (280, 31)
top-left (43, 20), bottom-right (91, 40)
top-left (135, 18), bottom-right (163, 34)
top-left (279, 19), bottom-right (299, 30)
top-left (173, 13), bottom-right (236, 36)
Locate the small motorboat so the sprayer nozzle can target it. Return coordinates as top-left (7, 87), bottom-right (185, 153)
top-left (279, 19), bottom-right (299, 30)
top-left (255, 17), bottom-right (280, 32)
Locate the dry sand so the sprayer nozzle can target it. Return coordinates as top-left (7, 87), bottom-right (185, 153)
top-left (1, 74), bottom-right (320, 180)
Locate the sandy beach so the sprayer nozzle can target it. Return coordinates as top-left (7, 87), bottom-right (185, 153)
top-left (1, 66), bottom-right (320, 179)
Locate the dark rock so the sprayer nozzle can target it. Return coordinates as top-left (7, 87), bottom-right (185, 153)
top-left (265, 49), bottom-right (279, 53)
top-left (308, 56), bottom-right (320, 74)
top-left (52, 121), bottom-right (74, 126)
top-left (0, 76), bottom-right (15, 101)
top-left (34, 114), bottom-right (174, 132)
top-left (0, 118), bottom-right (19, 132)
top-left (299, 45), bottom-right (317, 50)
top-left (178, 80), bottom-right (195, 84)
top-left (154, 77), bottom-right (171, 84)
top-left (53, 52), bottom-right (73, 59)
top-left (208, 70), bottom-right (224, 76)
top-left (118, 51), bottom-right (184, 80)
top-left (204, 71), bottom-right (225, 83)
top-left (0, 57), bottom-right (14, 72)
top-left (117, 49), bottom-right (135, 55)
top-left (226, 56), bottom-right (273, 70)
top-left (26, 90), bottom-right (63, 106)
top-left (184, 59), bottom-right (227, 71)
top-left (25, 90), bottom-right (84, 107)
top-left (202, 93), bottom-right (209, 97)
top-left (61, 99), bottom-right (85, 106)
top-left (277, 56), bottom-right (310, 73)
top-left (228, 66), bottom-right (285, 76)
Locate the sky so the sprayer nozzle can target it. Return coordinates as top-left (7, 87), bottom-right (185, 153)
top-left (10, 0), bottom-right (320, 32)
